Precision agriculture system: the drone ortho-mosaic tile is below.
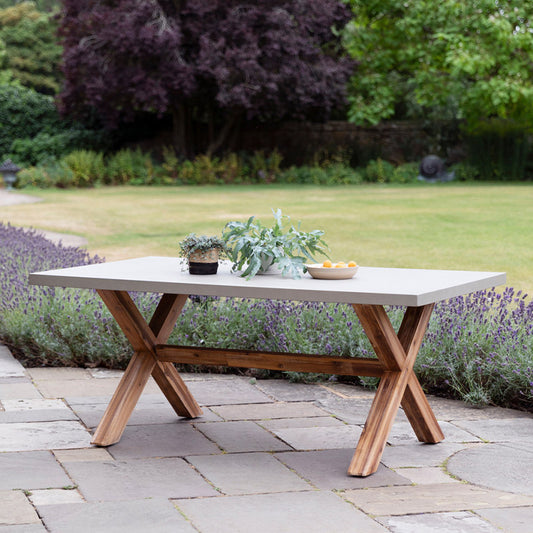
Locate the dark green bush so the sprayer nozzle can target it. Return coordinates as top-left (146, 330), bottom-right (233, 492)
top-left (362, 158), bottom-right (395, 183)
top-left (279, 163), bottom-right (363, 185)
top-left (390, 162), bottom-right (419, 183)
top-left (105, 148), bottom-right (156, 185)
top-left (0, 83), bottom-right (62, 154)
top-left (465, 119), bottom-right (530, 180)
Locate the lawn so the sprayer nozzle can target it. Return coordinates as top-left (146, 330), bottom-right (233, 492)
top-left (2, 182), bottom-right (532, 296)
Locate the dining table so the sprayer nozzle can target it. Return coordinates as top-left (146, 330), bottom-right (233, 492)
top-left (29, 256), bottom-right (505, 476)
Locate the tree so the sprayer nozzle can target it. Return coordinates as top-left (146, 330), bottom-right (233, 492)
top-left (343, 0), bottom-right (533, 126)
top-left (58, 0), bottom-right (353, 157)
top-left (0, 2), bottom-right (62, 94)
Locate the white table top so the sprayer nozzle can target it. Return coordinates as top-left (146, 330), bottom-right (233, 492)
top-left (29, 256), bottom-right (506, 307)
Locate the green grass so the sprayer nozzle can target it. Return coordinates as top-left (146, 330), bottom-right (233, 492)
top-left (3, 182), bottom-right (532, 295)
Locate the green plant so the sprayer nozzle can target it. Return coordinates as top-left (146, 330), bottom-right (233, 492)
top-left (464, 119), bottom-right (530, 180)
top-left (451, 162), bottom-right (480, 181)
top-left (363, 158), bottom-right (395, 183)
top-left (222, 208), bottom-right (329, 279)
top-left (62, 150), bottom-right (105, 187)
top-left (178, 233), bottom-right (227, 261)
top-left (390, 162), bottom-right (419, 184)
top-left (105, 148), bottom-right (154, 185)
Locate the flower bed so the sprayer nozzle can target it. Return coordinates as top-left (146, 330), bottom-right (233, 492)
top-left (1, 222), bottom-right (532, 410)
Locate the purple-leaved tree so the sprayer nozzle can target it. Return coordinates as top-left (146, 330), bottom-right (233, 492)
top-left (58, 0), bottom-right (353, 156)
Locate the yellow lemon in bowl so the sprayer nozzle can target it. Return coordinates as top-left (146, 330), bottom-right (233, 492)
top-left (322, 260), bottom-right (333, 268)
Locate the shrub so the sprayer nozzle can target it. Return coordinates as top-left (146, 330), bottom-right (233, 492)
top-left (279, 163), bottom-right (363, 185)
top-left (451, 161), bottom-right (481, 181)
top-left (363, 158), bottom-right (396, 183)
top-left (416, 287), bottom-right (533, 409)
top-left (105, 148), bottom-right (155, 185)
top-left (62, 150), bottom-right (105, 187)
top-left (465, 119), bottom-right (530, 180)
top-left (390, 162), bottom-right (419, 183)
top-left (0, 83), bottom-right (62, 155)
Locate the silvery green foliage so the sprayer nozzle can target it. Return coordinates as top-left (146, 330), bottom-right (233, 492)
top-left (222, 209), bottom-right (329, 279)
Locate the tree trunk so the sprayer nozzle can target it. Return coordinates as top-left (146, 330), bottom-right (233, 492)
top-left (205, 112), bottom-right (243, 157)
top-left (171, 103), bottom-right (189, 158)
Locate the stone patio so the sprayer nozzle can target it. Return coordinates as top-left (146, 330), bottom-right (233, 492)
top-left (2, 343), bottom-right (533, 532)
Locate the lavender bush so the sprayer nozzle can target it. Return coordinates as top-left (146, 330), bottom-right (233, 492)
top-left (0, 223), bottom-right (157, 368)
top-left (1, 223), bottom-right (532, 410)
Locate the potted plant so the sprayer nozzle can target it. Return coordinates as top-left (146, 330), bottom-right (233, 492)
top-left (222, 208), bottom-right (329, 279)
top-left (178, 233), bottom-right (227, 275)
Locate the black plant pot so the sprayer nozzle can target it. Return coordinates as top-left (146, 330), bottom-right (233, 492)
top-left (189, 261), bottom-right (218, 275)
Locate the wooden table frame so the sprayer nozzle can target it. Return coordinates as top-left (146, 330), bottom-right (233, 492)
top-left (92, 289), bottom-right (442, 477)
top-left (29, 257), bottom-right (505, 477)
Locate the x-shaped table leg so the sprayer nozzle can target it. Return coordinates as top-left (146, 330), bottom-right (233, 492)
top-left (91, 290), bottom-right (202, 446)
top-left (348, 303), bottom-right (444, 476)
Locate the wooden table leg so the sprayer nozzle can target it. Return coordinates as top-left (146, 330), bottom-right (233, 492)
top-left (348, 303), bottom-right (440, 476)
top-left (91, 290), bottom-right (201, 446)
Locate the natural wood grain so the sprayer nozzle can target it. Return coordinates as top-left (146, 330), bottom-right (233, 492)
top-left (156, 345), bottom-right (384, 377)
top-left (348, 303), bottom-right (438, 476)
top-left (97, 290), bottom-right (157, 352)
top-left (148, 293), bottom-right (202, 418)
top-left (92, 291), bottom-right (201, 446)
top-left (397, 305), bottom-right (444, 443)
top-left (91, 350), bottom-right (156, 446)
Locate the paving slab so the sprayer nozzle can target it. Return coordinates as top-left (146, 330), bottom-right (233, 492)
top-left (186, 378), bottom-right (272, 405)
top-left (0, 451), bottom-right (72, 490)
top-left (28, 489), bottom-right (84, 506)
top-left (0, 347), bottom-right (26, 378)
top-left (26, 368), bottom-right (93, 381)
top-left (447, 443), bottom-right (533, 495)
top-left (476, 506), bottom-right (533, 533)
top-left (175, 490), bottom-right (387, 533)
top-left (380, 441), bottom-right (467, 469)
top-left (314, 396), bottom-right (373, 424)
top-left (195, 420), bottom-right (291, 452)
top-left (429, 397), bottom-right (533, 420)
top-left (211, 401), bottom-right (329, 421)
top-left (0, 380), bottom-right (42, 400)
top-left (65, 392), bottom-right (165, 405)
top-left (259, 415), bottom-right (344, 430)
top-left (53, 447), bottom-right (114, 463)
top-left (378, 510), bottom-right (500, 532)
top-left (452, 418), bottom-right (533, 442)
top-left (0, 525), bottom-right (47, 532)
top-left (87, 368), bottom-right (124, 379)
top-left (394, 466), bottom-right (458, 485)
top-left (63, 458), bottom-right (218, 501)
top-left (187, 452), bottom-right (312, 495)
top-left (387, 420), bottom-right (481, 445)
top-left (72, 400), bottom-right (220, 428)
top-left (270, 424), bottom-right (362, 450)
top-left (105, 422), bottom-right (220, 460)
top-left (0, 491), bottom-right (40, 526)
top-left (343, 483), bottom-right (533, 516)
top-left (275, 448), bottom-right (411, 490)
top-left (254, 379), bottom-right (333, 401)
top-left (34, 377), bottom-right (160, 399)
top-left (0, 398), bottom-right (77, 423)
top-left (37, 499), bottom-right (196, 533)
top-left (0, 421), bottom-right (91, 452)
top-left (321, 382), bottom-right (377, 399)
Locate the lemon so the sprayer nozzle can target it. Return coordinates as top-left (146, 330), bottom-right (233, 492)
top-left (322, 260), bottom-right (333, 268)
top-left (348, 261), bottom-right (357, 267)
top-left (335, 262), bottom-right (346, 268)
